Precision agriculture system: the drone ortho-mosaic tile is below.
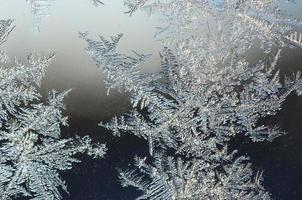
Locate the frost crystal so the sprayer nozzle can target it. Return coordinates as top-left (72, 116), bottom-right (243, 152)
top-left (0, 19), bottom-right (15, 63)
top-left (82, 0), bottom-right (302, 199)
top-left (91, 0), bottom-right (104, 6)
top-left (25, 0), bottom-right (105, 30)
top-left (79, 32), bottom-right (157, 108)
top-left (0, 91), bottom-right (106, 200)
top-left (120, 152), bottom-right (270, 199)
top-left (0, 21), bottom-right (106, 199)
top-left (82, 35), bottom-right (301, 154)
top-left (0, 52), bottom-right (53, 126)
top-left (0, 19), bottom-right (15, 46)
top-left (26, 0), bottom-right (56, 31)
top-left (124, 0), bottom-right (302, 56)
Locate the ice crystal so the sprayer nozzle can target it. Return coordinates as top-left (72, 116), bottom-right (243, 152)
top-left (91, 0), bottom-right (104, 6)
top-left (0, 19), bottom-right (15, 46)
top-left (124, 0), bottom-right (302, 57)
top-left (0, 19), bottom-right (15, 64)
top-left (0, 91), bottom-right (106, 200)
top-left (26, 0), bottom-right (56, 31)
top-left (285, 31), bottom-right (302, 48)
top-left (0, 53), bottom-right (54, 126)
top-left (81, 0), bottom-right (302, 197)
top-left (79, 32), bottom-right (158, 108)
top-left (120, 152), bottom-right (270, 199)
top-left (0, 21), bottom-right (106, 199)
top-left (25, 0), bottom-right (105, 30)
top-left (83, 36), bottom-right (301, 157)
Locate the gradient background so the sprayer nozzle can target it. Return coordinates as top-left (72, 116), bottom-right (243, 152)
top-left (1, 0), bottom-right (302, 199)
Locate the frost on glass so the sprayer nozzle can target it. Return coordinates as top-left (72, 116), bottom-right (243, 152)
top-left (285, 31), bottom-right (302, 48)
top-left (119, 152), bottom-right (270, 199)
top-left (80, 0), bottom-right (302, 199)
top-left (0, 52), bottom-right (53, 126)
top-left (81, 34), bottom-right (302, 152)
top-left (0, 21), bottom-right (106, 200)
top-left (0, 19), bottom-right (15, 46)
top-left (26, 0), bottom-right (56, 31)
top-left (91, 0), bottom-right (104, 6)
top-left (0, 91), bottom-right (106, 200)
top-left (123, 0), bottom-right (302, 57)
top-left (26, 0), bottom-right (103, 30)
top-left (79, 32), bottom-right (158, 109)
top-left (0, 19), bottom-right (15, 63)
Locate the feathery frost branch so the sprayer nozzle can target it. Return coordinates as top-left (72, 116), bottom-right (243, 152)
top-left (0, 22), bottom-right (106, 199)
top-left (80, 0), bottom-right (302, 199)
